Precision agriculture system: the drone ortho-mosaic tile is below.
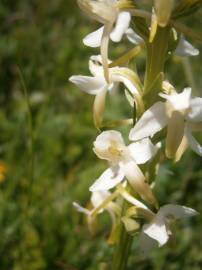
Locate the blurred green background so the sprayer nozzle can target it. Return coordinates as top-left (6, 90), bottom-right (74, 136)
top-left (0, 1), bottom-right (202, 269)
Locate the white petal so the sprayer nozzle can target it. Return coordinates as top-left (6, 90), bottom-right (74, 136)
top-left (143, 216), bottom-right (169, 246)
top-left (89, 166), bottom-right (125, 192)
top-left (129, 102), bottom-right (168, 141)
top-left (125, 28), bottom-right (143, 45)
top-left (159, 204), bottom-right (198, 220)
top-left (73, 202), bottom-right (91, 215)
top-left (128, 138), bottom-right (158, 164)
top-left (93, 130), bottom-right (125, 161)
top-left (110, 12), bottom-right (131, 42)
top-left (120, 160), bottom-right (157, 206)
top-left (69, 75), bottom-right (106, 95)
top-left (83, 27), bottom-right (104, 47)
top-left (160, 88), bottom-right (192, 112)
top-left (187, 97), bottom-right (202, 122)
top-left (175, 36), bottom-right (199, 57)
top-left (185, 126), bottom-right (202, 156)
top-left (91, 190), bottom-right (111, 208)
top-left (139, 228), bottom-right (158, 256)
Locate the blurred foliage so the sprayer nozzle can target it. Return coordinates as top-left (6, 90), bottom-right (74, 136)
top-left (0, 1), bottom-right (202, 269)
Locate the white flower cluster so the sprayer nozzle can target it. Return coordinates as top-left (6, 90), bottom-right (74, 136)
top-left (69, 0), bottom-right (200, 256)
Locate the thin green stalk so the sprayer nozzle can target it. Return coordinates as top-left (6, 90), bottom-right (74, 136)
top-left (111, 201), bottom-right (133, 270)
top-left (144, 25), bottom-right (171, 93)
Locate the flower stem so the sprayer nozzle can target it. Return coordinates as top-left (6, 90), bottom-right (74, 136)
top-left (111, 203), bottom-right (133, 270)
top-left (144, 26), bottom-right (171, 93)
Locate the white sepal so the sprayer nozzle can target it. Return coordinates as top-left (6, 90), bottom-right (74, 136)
top-left (129, 102), bottom-right (168, 141)
top-left (89, 166), bottom-right (125, 192)
top-left (128, 138), bottom-right (158, 164)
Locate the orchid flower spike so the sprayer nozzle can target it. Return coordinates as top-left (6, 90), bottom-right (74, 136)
top-left (129, 88), bottom-right (202, 161)
top-left (69, 55), bottom-right (144, 129)
top-left (77, 0), bottom-right (134, 81)
top-left (139, 204), bottom-right (198, 255)
top-left (90, 130), bottom-right (158, 206)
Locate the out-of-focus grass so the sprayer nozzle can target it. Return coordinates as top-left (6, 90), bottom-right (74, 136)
top-left (0, 1), bottom-right (202, 269)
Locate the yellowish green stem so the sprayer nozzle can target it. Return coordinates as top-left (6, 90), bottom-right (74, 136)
top-left (111, 202), bottom-right (133, 270)
top-left (144, 25), bottom-right (171, 95)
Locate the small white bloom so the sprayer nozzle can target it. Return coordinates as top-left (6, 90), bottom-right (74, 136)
top-left (69, 55), bottom-right (144, 128)
top-left (129, 88), bottom-right (202, 159)
top-left (139, 204), bottom-right (198, 255)
top-left (90, 130), bottom-right (158, 206)
top-left (78, 0), bottom-right (134, 81)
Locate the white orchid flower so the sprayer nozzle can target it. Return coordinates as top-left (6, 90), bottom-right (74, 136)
top-left (120, 196), bottom-right (198, 255)
top-left (129, 88), bottom-right (202, 160)
top-left (90, 130), bottom-right (158, 206)
top-left (139, 204), bottom-right (198, 255)
top-left (69, 55), bottom-right (144, 129)
top-left (77, 0), bottom-right (134, 81)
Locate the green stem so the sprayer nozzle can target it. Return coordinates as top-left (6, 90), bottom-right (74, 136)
top-left (144, 25), bottom-right (171, 93)
top-left (111, 202), bottom-right (133, 270)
